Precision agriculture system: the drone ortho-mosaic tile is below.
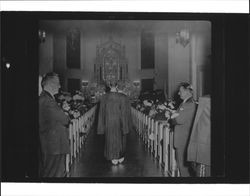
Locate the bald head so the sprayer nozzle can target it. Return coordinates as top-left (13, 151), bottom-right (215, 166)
top-left (41, 72), bottom-right (61, 96)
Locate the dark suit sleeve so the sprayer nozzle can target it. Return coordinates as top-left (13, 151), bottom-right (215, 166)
top-left (39, 95), bottom-right (70, 155)
top-left (171, 103), bottom-right (196, 125)
top-left (46, 100), bottom-right (70, 126)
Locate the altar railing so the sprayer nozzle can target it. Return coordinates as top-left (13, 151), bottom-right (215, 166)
top-left (131, 107), bottom-right (180, 177)
top-left (65, 105), bottom-right (97, 174)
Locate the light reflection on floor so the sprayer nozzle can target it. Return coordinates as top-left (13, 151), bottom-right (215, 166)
top-left (70, 125), bottom-right (166, 177)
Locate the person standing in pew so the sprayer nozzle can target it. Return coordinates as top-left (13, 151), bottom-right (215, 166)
top-left (169, 82), bottom-right (197, 177)
top-left (97, 82), bottom-right (133, 165)
top-left (187, 95), bottom-right (211, 177)
top-left (39, 72), bottom-right (70, 177)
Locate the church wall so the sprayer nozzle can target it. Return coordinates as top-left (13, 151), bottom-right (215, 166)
top-left (125, 32), bottom-right (169, 92)
top-left (167, 34), bottom-right (191, 98)
top-left (64, 32), bottom-right (144, 90)
top-left (39, 21), bottom-right (211, 97)
top-left (53, 34), bottom-right (67, 88)
top-left (39, 33), bottom-right (53, 75)
top-left (154, 33), bottom-right (169, 91)
top-left (166, 22), bottom-right (211, 99)
top-left (123, 32), bottom-right (141, 82)
top-left (194, 27), bottom-right (212, 97)
top-left (48, 31), bottom-right (150, 92)
top-left (64, 32), bottom-right (96, 90)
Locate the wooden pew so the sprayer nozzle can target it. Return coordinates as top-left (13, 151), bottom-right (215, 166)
top-left (65, 105), bottom-right (97, 175)
top-left (132, 107), bottom-right (179, 177)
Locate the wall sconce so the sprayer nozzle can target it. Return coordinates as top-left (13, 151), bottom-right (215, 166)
top-left (82, 80), bottom-right (89, 87)
top-left (38, 30), bottom-right (46, 43)
top-left (133, 80), bottom-right (140, 88)
top-left (176, 29), bottom-right (190, 47)
top-left (2, 57), bottom-right (11, 69)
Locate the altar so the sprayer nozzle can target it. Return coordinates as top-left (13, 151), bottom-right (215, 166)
top-left (83, 37), bottom-right (140, 101)
top-left (94, 37), bottom-right (128, 85)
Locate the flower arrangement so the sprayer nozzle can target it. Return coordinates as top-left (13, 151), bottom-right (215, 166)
top-left (151, 99), bottom-right (178, 121)
top-left (132, 96), bottom-right (179, 122)
top-left (56, 90), bottom-right (95, 119)
top-left (132, 97), bottom-right (180, 141)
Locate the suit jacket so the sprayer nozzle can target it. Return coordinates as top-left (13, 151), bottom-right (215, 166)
top-left (187, 96), bottom-right (211, 166)
top-left (171, 97), bottom-right (197, 148)
top-left (39, 91), bottom-right (70, 155)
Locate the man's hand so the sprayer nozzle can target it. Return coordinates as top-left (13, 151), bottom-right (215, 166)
top-left (171, 112), bottom-right (180, 119)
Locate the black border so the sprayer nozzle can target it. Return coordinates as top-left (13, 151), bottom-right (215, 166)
top-left (1, 12), bottom-right (249, 183)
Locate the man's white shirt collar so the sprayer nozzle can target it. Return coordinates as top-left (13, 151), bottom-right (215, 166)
top-left (45, 90), bottom-right (55, 99)
top-left (183, 96), bottom-right (192, 103)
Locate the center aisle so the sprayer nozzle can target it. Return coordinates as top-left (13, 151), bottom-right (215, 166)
top-left (70, 125), bottom-right (167, 177)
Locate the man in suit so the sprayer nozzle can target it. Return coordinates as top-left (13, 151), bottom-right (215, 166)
top-left (187, 95), bottom-right (211, 177)
top-left (170, 82), bottom-right (197, 177)
top-left (39, 72), bottom-right (70, 177)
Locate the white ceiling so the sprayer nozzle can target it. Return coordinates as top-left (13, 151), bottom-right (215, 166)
top-left (40, 20), bottom-right (211, 35)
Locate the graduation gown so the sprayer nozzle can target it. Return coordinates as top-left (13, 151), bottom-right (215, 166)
top-left (97, 92), bottom-right (132, 160)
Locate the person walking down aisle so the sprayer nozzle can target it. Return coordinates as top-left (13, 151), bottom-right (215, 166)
top-left (39, 72), bottom-right (70, 177)
top-left (97, 83), bottom-right (133, 165)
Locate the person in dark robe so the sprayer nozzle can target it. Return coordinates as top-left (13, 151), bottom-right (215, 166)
top-left (169, 82), bottom-right (197, 177)
top-left (97, 83), bottom-right (132, 165)
top-left (39, 72), bottom-right (70, 177)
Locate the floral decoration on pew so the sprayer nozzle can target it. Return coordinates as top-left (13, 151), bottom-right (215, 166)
top-left (56, 90), bottom-right (96, 119)
top-left (132, 97), bottom-right (178, 121)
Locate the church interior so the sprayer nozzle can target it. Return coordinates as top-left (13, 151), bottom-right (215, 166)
top-left (37, 19), bottom-right (211, 178)
top-left (39, 20), bottom-right (211, 100)
top-left (1, 13), bottom-right (249, 182)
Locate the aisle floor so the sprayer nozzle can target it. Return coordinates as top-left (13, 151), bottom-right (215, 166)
top-left (70, 126), bottom-right (167, 177)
